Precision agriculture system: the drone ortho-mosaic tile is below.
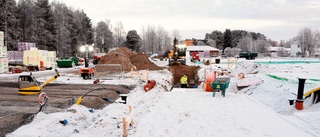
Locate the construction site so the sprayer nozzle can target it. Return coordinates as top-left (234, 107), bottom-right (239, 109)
top-left (3, 46), bottom-right (320, 137)
top-left (0, 47), bottom-right (201, 136)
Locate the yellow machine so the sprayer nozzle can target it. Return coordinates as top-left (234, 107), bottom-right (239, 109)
top-left (18, 69), bottom-right (60, 95)
top-left (168, 38), bottom-right (187, 66)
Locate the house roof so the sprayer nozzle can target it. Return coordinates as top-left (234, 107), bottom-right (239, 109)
top-left (186, 45), bottom-right (219, 51)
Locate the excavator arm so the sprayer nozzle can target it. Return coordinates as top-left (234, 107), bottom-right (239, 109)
top-left (39, 69), bottom-right (60, 89)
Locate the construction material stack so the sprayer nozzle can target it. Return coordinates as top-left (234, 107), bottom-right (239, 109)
top-left (8, 42), bottom-right (36, 66)
top-left (0, 31), bottom-right (9, 74)
top-left (23, 47), bottom-right (57, 70)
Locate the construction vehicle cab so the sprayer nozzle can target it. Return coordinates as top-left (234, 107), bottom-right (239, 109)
top-left (168, 38), bottom-right (187, 66)
top-left (18, 69), bottom-right (60, 95)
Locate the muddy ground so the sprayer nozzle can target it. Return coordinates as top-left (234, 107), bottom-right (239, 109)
top-left (0, 79), bottom-right (131, 136)
top-left (0, 47), bottom-right (201, 136)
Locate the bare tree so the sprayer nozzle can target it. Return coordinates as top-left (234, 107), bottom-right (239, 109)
top-left (297, 27), bottom-right (312, 56)
top-left (207, 39), bottom-right (217, 47)
top-left (237, 35), bottom-right (252, 52)
top-left (255, 39), bottom-right (270, 53)
top-left (140, 25), bottom-right (146, 52)
top-left (95, 21), bottom-right (113, 53)
top-left (140, 25), bottom-right (171, 54)
top-left (172, 29), bottom-right (181, 41)
top-left (163, 31), bottom-right (171, 51)
top-left (156, 25), bottom-right (165, 53)
top-left (311, 29), bottom-right (320, 55)
top-left (146, 25), bottom-right (156, 54)
top-left (113, 21), bottom-right (126, 47)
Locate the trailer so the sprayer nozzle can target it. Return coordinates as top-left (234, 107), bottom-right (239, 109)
top-left (239, 52), bottom-right (258, 60)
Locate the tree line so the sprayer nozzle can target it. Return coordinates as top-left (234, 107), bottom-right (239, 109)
top-left (0, 0), bottom-right (179, 57)
top-left (1, 0), bottom-right (319, 58)
top-left (0, 0), bottom-right (94, 57)
top-left (205, 29), bottom-right (275, 56)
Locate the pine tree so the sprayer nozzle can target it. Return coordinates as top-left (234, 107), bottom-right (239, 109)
top-left (52, 2), bottom-right (73, 57)
top-left (82, 15), bottom-right (93, 45)
top-left (0, 0), bottom-right (19, 50)
top-left (35, 0), bottom-right (56, 50)
top-left (17, 0), bottom-right (37, 43)
top-left (223, 29), bottom-right (232, 53)
top-left (124, 30), bottom-right (142, 52)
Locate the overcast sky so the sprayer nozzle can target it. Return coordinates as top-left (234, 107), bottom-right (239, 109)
top-left (51, 0), bottom-right (320, 42)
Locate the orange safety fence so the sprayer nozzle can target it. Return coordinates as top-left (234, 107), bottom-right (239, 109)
top-left (204, 68), bottom-right (216, 92)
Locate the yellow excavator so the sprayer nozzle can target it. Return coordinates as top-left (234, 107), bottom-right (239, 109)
top-left (168, 37), bottom-right (187, 66)
top-left (18, 69), bottom-right (60, 95)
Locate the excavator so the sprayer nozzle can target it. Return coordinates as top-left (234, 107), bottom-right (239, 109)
top-left (18, 69), bottom-right (60, 95)
top-left (168, 37), bottom-right (187, 66)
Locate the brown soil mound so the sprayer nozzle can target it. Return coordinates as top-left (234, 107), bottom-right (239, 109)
top-left (98, 47), bottom-right (162, 71)
top-left (168, 65), bottom-right (200, 85)
top-left (113, 47), bottom-right (136, 57)
top-left (130, 53), bottom-right (162, 70)
top-left (98, 48), bottom-right (135, 71)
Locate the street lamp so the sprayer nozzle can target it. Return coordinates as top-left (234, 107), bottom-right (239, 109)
top-left (80, 45), bottom-right (93, 67)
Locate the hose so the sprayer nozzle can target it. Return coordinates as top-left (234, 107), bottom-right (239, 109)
top-left (38, 92), bottom-right (49, 112)
top-left (76, 88), bottom-right (107, 105)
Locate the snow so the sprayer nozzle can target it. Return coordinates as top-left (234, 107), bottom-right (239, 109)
top-left (5, 58), bottom-right (320, 137)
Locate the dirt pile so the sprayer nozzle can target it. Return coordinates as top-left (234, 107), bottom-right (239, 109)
top-left (130, 53), bottom-right (162, 70)
top-left (168, 65), bottom-right (200, 85)
top-left (98, 47), bottom-right (162, 71)
top-left (98, 47), bottom-right (135, 71)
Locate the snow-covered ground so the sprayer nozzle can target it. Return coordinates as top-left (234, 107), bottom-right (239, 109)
top-left (5, 57), bottom-right (320, 137)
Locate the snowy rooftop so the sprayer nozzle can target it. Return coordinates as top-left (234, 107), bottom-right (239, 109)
top-left (186, 45), bottom-right (220, 51)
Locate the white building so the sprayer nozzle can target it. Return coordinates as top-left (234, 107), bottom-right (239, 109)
top-left (290, 41), bottom-right (301, 57)
top-left (267, 47), bottom-right (291, 57)
top-left (186, 46), bottom-right (220, 60)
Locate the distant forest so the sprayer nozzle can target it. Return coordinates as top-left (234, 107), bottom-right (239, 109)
top-left (1, 0), bottom-right (318, 57)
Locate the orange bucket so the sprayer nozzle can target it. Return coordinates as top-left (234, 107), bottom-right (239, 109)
top-left (295, 100), bottom-right (303, 110)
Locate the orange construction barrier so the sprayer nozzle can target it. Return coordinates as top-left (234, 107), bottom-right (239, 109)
top-left (295, 99), bottom-right (303, 110)
top-left (40, 61), bottom-right (46, 71)
top-left (204, 69), bottom-right (216, 92)
top-left (144, 80), bottom-right (156, 92)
